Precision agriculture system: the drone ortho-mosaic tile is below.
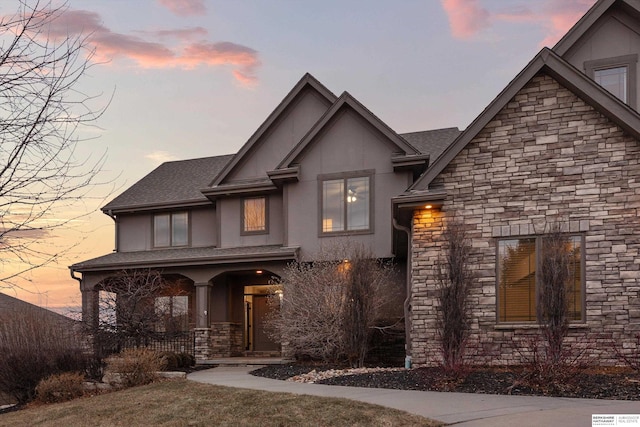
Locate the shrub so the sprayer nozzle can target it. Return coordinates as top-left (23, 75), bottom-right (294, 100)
top-left (0, 308), bottom-right (88, 403)
top-left (267, 241), bottom-right (402, 367)
top-left (436, 218), bottom-right (473, 374)
top-left (177, 352), bottom-right (195, 368)
top-left (105, 348), bottom-right (165, 388)
top-left (35, 372), bottom-right (85, 404)
top-left (160, 351), bottom-right (179, 371)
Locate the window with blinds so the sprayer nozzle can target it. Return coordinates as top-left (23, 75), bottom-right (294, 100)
top-left (497, 235), bottom-right (583, 323)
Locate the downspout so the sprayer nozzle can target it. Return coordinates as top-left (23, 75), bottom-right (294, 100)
top-left (105, 209), bottom-right (118, 252)
top-left (393, 217), bottom-right (413, 369)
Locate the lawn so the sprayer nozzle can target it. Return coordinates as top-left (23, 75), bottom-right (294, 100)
top-left (0, 379), bottom-right (440, 427)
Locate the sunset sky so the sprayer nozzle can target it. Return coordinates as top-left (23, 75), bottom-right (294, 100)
top-left (1, 0), bottom-right (597, 314)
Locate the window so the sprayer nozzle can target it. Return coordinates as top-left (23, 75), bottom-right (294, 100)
top-left (594, 66), bottom-right (628, 103)
top-left (497, 235), bottom-right (583, 323)
top-left (155, 295), bottom-right (189, 332)
top-left (585, 54), bottom-right (637, 107)
top-left (321, 174), bottom-right (371, 233)
top-left (242, 197), bottom-right (267, 234)
top-left (154, 212), bottom-right (188, 247)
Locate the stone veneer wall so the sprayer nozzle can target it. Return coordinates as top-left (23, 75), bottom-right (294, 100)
top-left (209, 322), bottom-right (244, 357)
top-left (194, 328), bottom-right (212, 361)
top-left (411, 74), bottom-right (640, 367)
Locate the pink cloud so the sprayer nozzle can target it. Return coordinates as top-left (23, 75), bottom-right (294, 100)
top-left (441, 0), bottom-right (596, 46)
top-left (157, 0), bottom-right (206, 17)
top-left (36, 9), bottom-right (260, 85)
top-left (441, 0), bottom-right (490, 40)
top-left (142, 27), bottom-right (209, 41)
top-left (539, 0), bottom-right (596, 46)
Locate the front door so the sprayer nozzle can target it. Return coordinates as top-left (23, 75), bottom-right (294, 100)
top-left (251, 294), bottom-right (280, 352)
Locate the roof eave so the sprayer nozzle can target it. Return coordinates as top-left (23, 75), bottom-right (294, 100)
top-left (71, 247), bottom-right (300, 273)
top-left (201, 181), bottom-right (278, 199)
top-left (102, 199), bottom-right (213, 215)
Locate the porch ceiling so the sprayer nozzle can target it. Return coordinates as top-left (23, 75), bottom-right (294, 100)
top-left (70, 245), bottom-right (299, 272)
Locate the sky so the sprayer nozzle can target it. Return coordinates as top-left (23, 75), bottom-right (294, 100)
top-left (0, 0), bottom-right (598, 314)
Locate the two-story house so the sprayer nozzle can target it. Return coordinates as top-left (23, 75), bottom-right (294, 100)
top-left (73, 0), bottom-right (640, 366)
top-left (71, 73), bottom-right (459, 360)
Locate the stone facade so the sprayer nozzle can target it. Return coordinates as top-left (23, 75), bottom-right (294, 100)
top-left (411, 73), bottom-right (640, 367)
top-left (209, 322), bottom-right (244, 358)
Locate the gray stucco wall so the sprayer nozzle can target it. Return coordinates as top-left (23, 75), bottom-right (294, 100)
top-left (226, 88), bottom-right (332, 182)
top-left (218, 194), bottom-right (284, 248)
top-left (563, 7), bottom-right (640, 107)
top-left (117, 207), bottom-right (218, 252)
top-left (411, 73), bottom-right (640, 367)
top-left (286, 107), bottom-right (412, 259)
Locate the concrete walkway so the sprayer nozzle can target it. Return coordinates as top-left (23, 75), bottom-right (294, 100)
top-left (188, 366), bottom-right (640, 426)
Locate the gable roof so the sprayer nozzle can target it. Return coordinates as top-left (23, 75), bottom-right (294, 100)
top-left (554, 0), bottom-right (640, 56)
top-left (209, 73), bottom-right (338, 187)
top-left (103, 154), bottom-right (233, 213)
top-left (411, 47), bottom-right (640, 191)
top-left (275, 91), bottom-right (421, 169)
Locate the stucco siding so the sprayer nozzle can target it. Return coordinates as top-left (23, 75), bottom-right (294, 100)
top-left (411, 73), bottom-right (640, 367)
top-left (218, 194), bottom-right (284, 248)
top-left (226, 89), bottom-right (332, 182)
top-left (191, 207), bottom-right (217, 247)
top-left (118, 214), bottom-right (151, 251)
top-left (564, 9), bottom-right (640, 106)
top-left (287, 107), bottom-right (412, 259)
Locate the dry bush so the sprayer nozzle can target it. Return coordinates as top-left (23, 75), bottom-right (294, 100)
top-left (267, 242), bottom-right (402, 367)
top-left (537, 224), bottom-right (572, 365)
top-left (613, 333), bottom-right (640, 372)
top-left (35, 372), bottom-right (85, 404)
top-left (105, 348), bottom-right (165, 388)
top-left (436, 218), bottom-right (473, 374)
top-left (0, 308), bottom-right (88, 403)
top-left (516, 333), bottom-right (592, 394)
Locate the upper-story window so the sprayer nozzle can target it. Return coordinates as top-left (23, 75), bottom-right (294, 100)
top-left (586, 54), bottom-right (637, 108)
top-left (242, 197), bottom-right (267, 234)
top-left (594, 66), bottom-right (628, 102)
top-left (154, 212), bottom-right (188, 247)
top-left (320, 172), bottom-right (372, 234)
top-left (497, 235), bottom-right (583, 323)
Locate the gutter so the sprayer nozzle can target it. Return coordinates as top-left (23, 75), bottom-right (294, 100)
top-left (392, 217), bottom-right (413, 369)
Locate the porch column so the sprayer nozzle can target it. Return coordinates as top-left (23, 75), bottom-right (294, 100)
top-left (194, 282), bottom-right (211, 328)
top-left (81, 287), bottom-right (99, 330)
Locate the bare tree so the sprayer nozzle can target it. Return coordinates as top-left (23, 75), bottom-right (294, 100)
top-left (94, 270), bottom-right (188, 356)
top-left (267, 242), bottom-right (402, 367)
top-left (436, 217), bottom-right (473, 373)
top-left (0, 1), bottom-right (107, 289)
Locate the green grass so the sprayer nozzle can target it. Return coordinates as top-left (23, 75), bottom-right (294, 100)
top-left (0, 380), bottom-right (441, 427)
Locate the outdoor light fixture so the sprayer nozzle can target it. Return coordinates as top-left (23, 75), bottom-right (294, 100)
top-left (425, 204), bottom-right (433, 209)
top-left (256, 270), bottom-right (263, 274)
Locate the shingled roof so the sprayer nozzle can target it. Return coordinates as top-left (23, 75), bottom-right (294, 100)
top-left (103, 154), bottom-right (234, 213)
top-left (399, 127), bottom-right (461, 163)
top-left (71, 244), bottom-right (299, 272)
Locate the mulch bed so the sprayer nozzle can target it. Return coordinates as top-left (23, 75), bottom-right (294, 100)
top-left (251, 364), bottom-right (640, 400)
